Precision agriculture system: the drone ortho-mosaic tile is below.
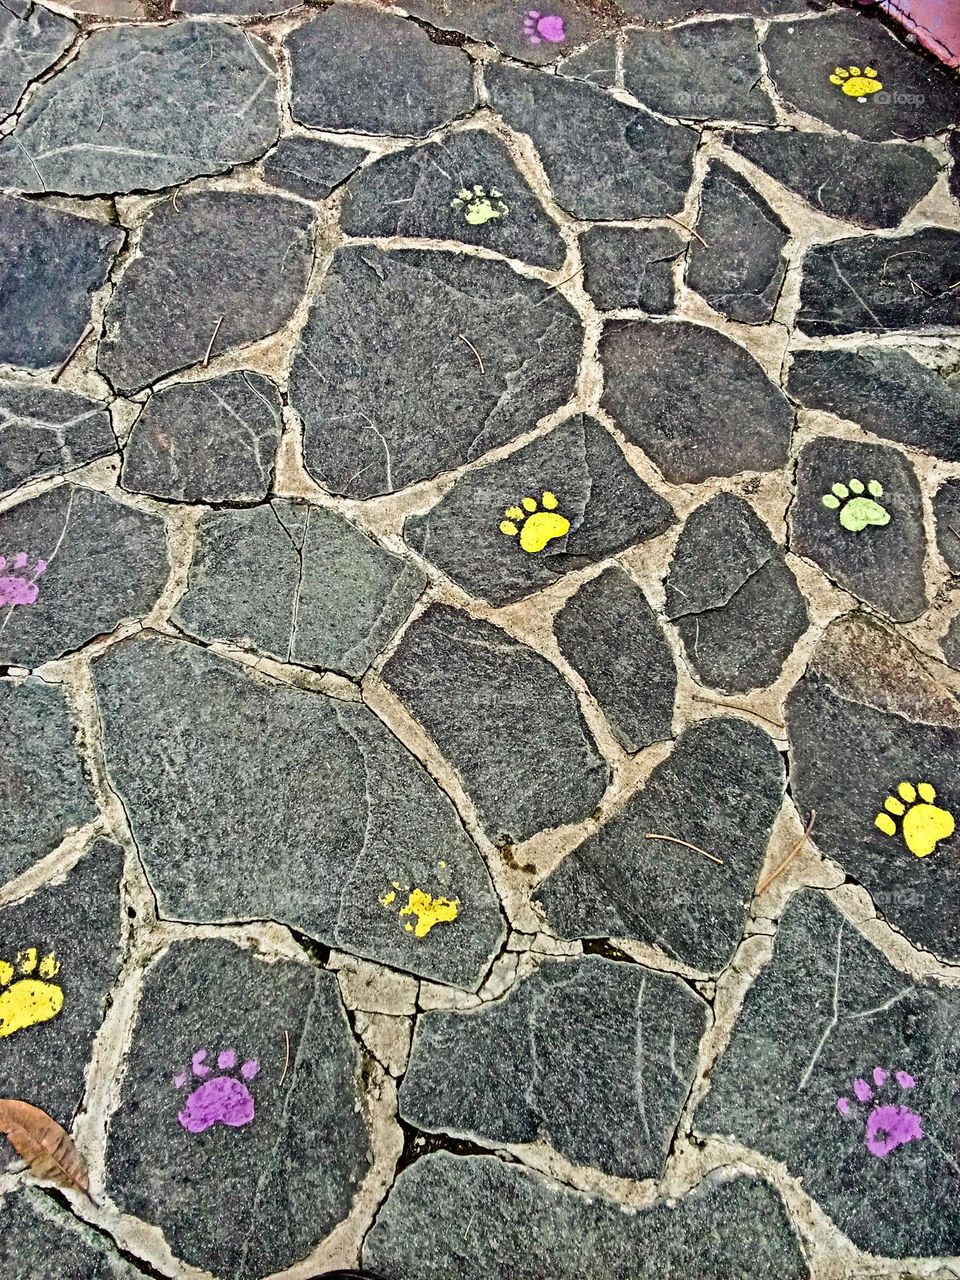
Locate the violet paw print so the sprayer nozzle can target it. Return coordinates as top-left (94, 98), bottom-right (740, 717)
top-left (837, 1067), bottom-right (924, 1158)
top-left (0, 552), bottom-right (47, 607)
top-left (173, 1048), bottom-right (260, 1134)
top-left (523, 9), bottom-right (566, 44)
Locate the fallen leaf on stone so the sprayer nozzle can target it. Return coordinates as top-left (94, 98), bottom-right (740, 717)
top-left (0, 1099), bottom-right (94, 1203)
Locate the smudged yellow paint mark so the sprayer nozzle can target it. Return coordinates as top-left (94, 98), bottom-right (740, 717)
top-left (0, 948), bottom-right (63, 1039)
top-left (399, 889), bottom-right (460, 938)
top-left (380, 890), bottom-right (397, 906)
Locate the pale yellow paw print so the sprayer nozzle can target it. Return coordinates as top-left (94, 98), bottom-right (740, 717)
top-left (875, 781), bottom-right (955, 858)
top-left (830, 65), bottom-right (883, 102)
top-left (451, 185), bottom-right (509, 227)
top-left (499, 491), bottom-right (570, 554)
top-left (381, 881), bottom-right (460, 938)
top-left (0, 948), bottom-right (62, 1039)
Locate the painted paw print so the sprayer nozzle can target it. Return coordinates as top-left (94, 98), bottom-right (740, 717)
top-left (381, 882), bottom-right (460, 938)
top-left (451, 185), bottom-right (509, 227)
top-left (0, 552), bottom-right (47, 607)
top-left (829, 65), bottom-right (883, 102)
top-left (821, 478), bottom-right (890, 532)
top-left (0, 949), bottom-right (62, 1040)
top-left (173, 1048), bottom-right (260, 1134)
top-left (523, 9), bottom-right (566, 44)
top-left (499, 491), bottom-right (570, 554)
top-left (837, 1067), bottom-right (923, 1158)
top-left (875, 781), bottom-right (955, 858)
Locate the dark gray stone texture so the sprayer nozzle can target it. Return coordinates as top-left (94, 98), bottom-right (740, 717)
top-left (601, 321), bottom-right (793, 483)
top-left (290, 247), bottom-right (582, 498)
top-left (382, 604), bottom-right (608, 843)
top-left (619, 0), bottom-right (807, 14)
top-left (934, 477), bottom-right (960, 574)
top-left (401, 0), bottom-right (608, 67)
top-left (120, 372), bottom-right (282, 504)
top-left (0, 0), bottom-right (75, 117)
top-left (0, 380), bottom-right (114, 495)
top-left (0, 21), bottom-right (279, 195)
top-left (942, 614), bottom-right (960, 669)
top-left (580, 225), bottom-right (682, 313)
top-left (404, 415), bottom-right (674, 606)
top-left (262, 136), bottom-right (366, 201)
top-left (100, 192), bottom-right (314, 394)
top-left (175, 0), bottom-right (297, 13)
top-left (401, 956), bottom-right (707, 1179)
top-left (558, 34), bottom-right (617, 88)
top-left (0, 1188), bottom-right (146, 1279)
top-left (951, 131), bottom-right (960, 205)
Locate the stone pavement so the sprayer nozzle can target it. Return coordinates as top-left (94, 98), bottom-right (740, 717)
top-left (0, 0), bottom-right (958, 1277)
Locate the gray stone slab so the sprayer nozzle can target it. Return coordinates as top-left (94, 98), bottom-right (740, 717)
top-left (120, 372), bottom-right (281, 504)
top-left (619, 0), bottom-right (807, 14)
top-left (580, 225), bottom-right (681, 313)
top-left (934, 477), bottom-right (960, 574)
top-left (92, 635), bottom-right (505, 989)
top-left (0, 484), bottom-right (169, 669)
top-left (290, 247), bottom-right (582, 499)
top-left (0, 198), bottom-right (121, 371)
top-left (174, 499), bottom-right (425, 677)
top-left (404, 416), bottom-right (674, 606)
top-left (401, 0), bottom-right (609, 66)
top-left (401, 955), bottom-right (707, 1179)
top-left (340, 128), bottom-right (566, 270)
top-left (382, 604), bottom-right (608, 843)
top-left (697, 890), bottom-right (960, 1256)
top-left (364, 1153), bottom-right (808, 1280)
top-left (0, 1187), bottom-right (147, 1279)
top-left (536, 717), bottom-right (784, 971)
top-left (262, 136), bottom-right (366, 202)
top-left (287, 5), bottom-right (475, 138)
top-left (558, 34), bottom-right (617, 87)
top-left (0, 21), bottom-right (279, 195)
top-left (941, 613), bottom-right (960, 669)
top-left (175, 0), bottom-right (297, 12)
top-left (0, 380), bottom-right (114, 495)
top-left (665, 493), bottom-right (808, 693)
top-left (486, 62), bottom-right (697, 220)
top-left (0, 0), bottom-right (75, 118)
top-left (791, 436), bottom-right (927, 621)
top-left (100, 192), bottom-right (314, 395)
top-left (951, 132), bottom-right (960, 205)
top-left (553, 566), bottom-right (676, 752)
top-left (105, 939), bottom-right (371, 1279)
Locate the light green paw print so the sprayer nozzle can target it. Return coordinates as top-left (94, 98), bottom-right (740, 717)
top-left (821, 478), bottom-right (891, 533)
top-left (451, 185), bottom-right (509, 227)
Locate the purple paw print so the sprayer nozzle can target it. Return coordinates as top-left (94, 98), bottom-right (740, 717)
top-left (0, 552), bottom-right (47, 607)
top-left (837, 1067), bottom-right (924, 1158)
top-left (173, 1047), bottom-right (260, 1134)
top-left (523, 9), bottom-right (566, 44)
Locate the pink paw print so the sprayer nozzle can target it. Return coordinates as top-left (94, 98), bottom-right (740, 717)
top-left (0, 552), bottom-right (47, 607)
top-left (173, 1047), bottom-right (260, 1134)
top-left (837, 1067), bottom-right (924, 1158)
top-left (523, 9), bottom-right (566, 44)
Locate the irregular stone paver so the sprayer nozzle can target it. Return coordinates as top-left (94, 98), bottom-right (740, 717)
top-left (105, 939), bottom-right (370, 1279)
top-left (340, 128), bottom-right (566, 270)
top-left (486, 62), bottom-right (698, 220)
top-left (0, 1187), bottom-right (147, 1278)
top-left (290, 247), bottom-right (582, 498)
top-left (401, 0), bottom-right (606, 67)
top-left (941, 614), bottom-right (960, 669)
top-left (788, 347), bottom-right (960, 462)
top-left (619, 0), bottom-right (802, 14)
top-left (537, 717), bottom-right (784, 971)
top-left (382, 604), bottom-right (608, 843)
top-left (697, 890), bottom-right (960, 1257)
top-left (688, 162), bottom-right (788, 324)
top-left (580, 226), bottom-right (681, 313)
top-left (365, 1154), bottom-right (808, 1279)
top-left (0, 198), bottom-right (121, 371)
top-left (0, 380), bottom-right (114, 495)
top-left (0, 0), bottom-right (75, 117)
top-left (791, 436), bottom-right (927, 622)
top-left (623, 21), bottom-right (774, 123)
top-left (558, 34), bottom-right (617, 87)
top-left (601, 321), bottom-right (793, 484)
top-left (0, 22), bottom-right (279, 195)
top-left (553, 566), bottom-right (676, 752)
top-left (175, 0), bottom-right (296, 12)
top-left (0, 485), bottom-right (169, 669)
top-left (404, 416), bottom-right (674, 606)
top-left (933, 478), bottom-right (960, 573)
top-left (120, 373), bottom-right (282, 504)
top-left (175, 499), bottom-right (425, 676)
top-left (287, 6), bottom-right (475, 138)
top-left (665, 494), bottom-right (808, 693)
top-left (93, 635), bottom-right (504, 989)
top-left (400, 956), bottom-right (707, 1179)
top-left (100, 192), bottom-right (314, 395)
top-left (262, 136), bottom-right (366, 201)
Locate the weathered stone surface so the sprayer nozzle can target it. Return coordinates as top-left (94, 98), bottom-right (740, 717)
top-left (486, 62), bottom-right (698, 220)
top-left (554, 566), bottom-right (676, 752)
top-left (262, 136), bottom-right (366, 201)
top-left (401, 956), bottom-right (706, 1178)
top-left (0, 380), bottom-right (114, 495)
top-left (341, 128), bottom-right (566, 270)
top-left (176, 0), bottom-right (296, 13)
top-left (175, 500), bottom-right (425, 676)
top-left (951, 132), bottom-right (960, 205)
top-left (791, 436), bottom-right (927, 622)
top-left (601, 321), bottom-right (793, 484)
top-left (287, 6), bottom-right (474, 138)
top-left (788, 347), bottom-right (960, 461)
top-left (404, 416), bottom-right (674, 606)
top-left (537, 717), bottom-right (784, 971)
top-left (0, 485), bottom-right (169, 669)
top-left (580, 226), bottom-right (681, 313)
top-left (401, 0), bottom-right (608, 67)
top-left (619, 0), bottom-right (805, 15)
top-left (0, 198), bottom-right (121, 371)
top-left (365, 1154), bottom-right (808, 1279)
top-left (558, 34), bottom-right (617, 87)
top-left (382, 605), bottom-right (608, 843)
top-left (941, 614), bottom-right (960, 669)
top-left (0, 1188), bottom-right (147, 1279)
top-left (698, 890), bottom-right (960, 1256)
top-left (291, 247), bottom-right (582, 498)
top-left (688, 162), bottom-right (788, 323)
top-left (0, 22), bottom-right (279, 195)
top-left (93, 636), bottom-right (504, 989)
top-left (105, 939), bottom-right (370, 1279)
top-left (934, 478), bottom-right (960, 573)
top-left (665, 494), bottom-right (808, 693)
top-left (120, 373), bottom-right (281, 504)
top-left (100, 192), bottom-right (314, 395)
top-left (0, 0), bottom-right (75, 117)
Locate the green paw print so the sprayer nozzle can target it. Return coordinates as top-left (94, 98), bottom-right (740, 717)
top-left (821, 478), bottom-right (891, 533)
top-left (451, 185), bottom-right (509, 227)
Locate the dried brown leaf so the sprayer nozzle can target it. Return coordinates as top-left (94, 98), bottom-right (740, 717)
top-left (0, 1099), bottom-right (94, 1203)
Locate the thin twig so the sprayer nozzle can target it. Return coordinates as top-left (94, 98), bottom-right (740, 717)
top-left (203, 315), bottom-right (224, 368)
top-left (756, 810), bottom-right (816, 896)
top-left (539, 265), bottom-right (584, 300)
top-left (690, 694), bottom-right (785, 732)
top-left (458, 332), bottom-right (484, 374)
top-left (279, 1029), bottom-right (290, 1087)
top-left (665, 213), bottom-right (708, 249)
top-left (51, 323), bottom-right (93, 383)
top-left (947, 523), bottom-right (960, 544)
top-left (644, 833), bottom-right (724, 866)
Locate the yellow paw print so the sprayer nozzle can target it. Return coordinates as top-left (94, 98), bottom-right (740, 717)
top-left (380, 882), bottom-right (460, 938)
top-left (0, 948), bottom-right (63, 1039)
top-left (829, 65), bottom-right (883, 102)
top-left (875, 781), bottom-right (955, 858)
top-left (499, 491), bottom-right (570, 554)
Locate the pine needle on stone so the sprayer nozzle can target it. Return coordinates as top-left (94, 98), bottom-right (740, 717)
top-left (644, 833), bottom-right (723, 866)
top-left (756, 810), bottom-right (816, 896)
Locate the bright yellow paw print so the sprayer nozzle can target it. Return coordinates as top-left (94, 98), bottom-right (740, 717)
top-left (381, 882), bottom-right (460, 939)
top-left (0, 948), bottom-right (63, 1039)
top-left (830, 65), bottom-right (883, 102)
top-left (875, 781), bottom-right (955, 858)
top-left (499, 491), bottom-right (570, 554)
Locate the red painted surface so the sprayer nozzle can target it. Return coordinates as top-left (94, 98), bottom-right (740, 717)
top-left (881, 0), bottom-right (960, 68)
